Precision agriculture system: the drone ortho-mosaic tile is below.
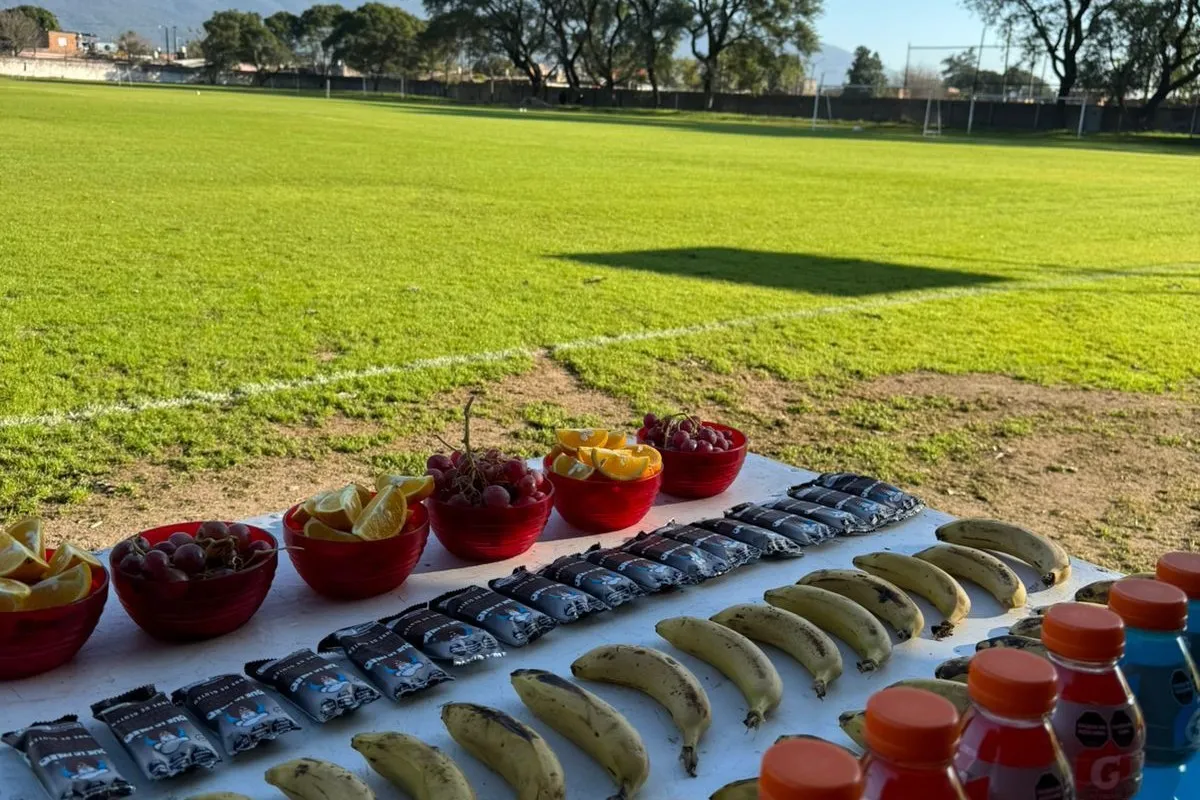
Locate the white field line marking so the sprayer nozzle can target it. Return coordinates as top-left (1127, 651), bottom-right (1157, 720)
top-left (0, 267), bottom-right (1184, 430)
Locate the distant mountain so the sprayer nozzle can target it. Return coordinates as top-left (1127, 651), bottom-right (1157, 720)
top-left (807, 43), bottom-right (855, 86)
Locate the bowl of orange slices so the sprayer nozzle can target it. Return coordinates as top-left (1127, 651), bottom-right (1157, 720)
top-left (0, 518), bottom-right (109, 680)
top-left (282, 475), bottom-right (433, 600)
top-left (544, 428), bottom-right (664, 534)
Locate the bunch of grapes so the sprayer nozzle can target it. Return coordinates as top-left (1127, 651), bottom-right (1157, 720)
top-left (641, 413), bottom-right (735, 454)
top-left (113, 521), bottom-right (275, 582)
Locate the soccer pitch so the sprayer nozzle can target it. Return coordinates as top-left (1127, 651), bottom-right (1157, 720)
top-left (1, 79), bottom-right (1198, 521)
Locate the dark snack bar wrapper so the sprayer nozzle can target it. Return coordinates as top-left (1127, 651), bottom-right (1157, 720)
top-left (725, 503), bottom-right (839, 544)
top-left (537, 555), bottom-right (645, 608)
top-left (2, 715), bottom-right (134, 800)
top-left (381, 604), bottom-right (505, 665)
top-left (490, 567), bottom-right (609, 623)
top-left (171, 673), bottom-right (300, 755)
top-left (584, 544), bottom-right (686, 592)
top-left (245, 649), bottom-right (381, 723)
top-left (620, 532), bottom-right (730, 583)
top-left (318, 621), bottom-right (453, 701)
top-left (786, 485), bottom-right (898, 526)
top-left (764, 497), bottom-right (871, 535)
top-left (91, 685), bottom-right (220, 780)
top-left (433, 585), bottom-right (557, 647)
top-left (810, 472), bottom-right (923, 514)
top-left (649, 522), bottom-right (761, 569)
top-left (693, 518), bottom-right (806, 558)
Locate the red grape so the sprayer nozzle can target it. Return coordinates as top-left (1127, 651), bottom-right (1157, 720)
top-left (679, 419), bottom-right (696, 434)
top-left (643, 412), bottom-right (658, 428)
top-left (517, 474), bottom-right (538, 497)
top-left (229, 523), bottom-right (253, 552)
top-left (133, 536), bottom-right (150, 553)
top-left (448, 493), bottom-right (470, 507)
top-left (427, 467), bottom-right (446, 488)
top-left (428, 453), bottom-right (454, 472)
top-left (534, 471), bottom-right (547, 490)
top-left (164, 568), bottom-right (189, 582)
top-left (450, 450), bottom-right (464, 466)
top-left (485, 448), bottom-right (501, 461)
top-left (681, 439), bottom-right (699, 453)
top-left (698, 427), bottom-right (716, 444)
top-left (696, 440), bottom-right (714, 454)
top-left (504, 458), bottom-right (527, 483)
top-left (172, 543), bottom-right (206, 575)
top-left (168, 532), bottom-right (194, 548)
top-left (671, 430), bottom-right (690, 449)
top-left (118, 553), bottom-right (144, 576)
top-left (152, 541), bottom-right (177, 556)
top-left (198, 521), bottom-right (229, 541)
top-left (144, 550), bottom-right (171, 579)
top-left (112, 540), bottom-right (134, 564)
top-left (483, 485), bottom-right (511, 508)
top-left (531, 491), bottom-right (547, 502)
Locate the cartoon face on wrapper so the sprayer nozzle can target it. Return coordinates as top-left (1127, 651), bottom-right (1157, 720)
top-left (382, 655), bottom-right (424, 678)
top-left (148, 728), bottom-right (188, 754)
top-left (228, 704), bottom-right (270, 728)
top-left (64, 759), bottom-right (110, 780)
top-left (311, 674), bottom-right (349, 694)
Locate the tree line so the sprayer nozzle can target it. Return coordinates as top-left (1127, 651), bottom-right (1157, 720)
top-left (0, 4), bottom-right (59, 54)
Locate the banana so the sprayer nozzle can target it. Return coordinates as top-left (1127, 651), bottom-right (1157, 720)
top-left (1075, 573), bottom-right (1154, 605)
top-left (187, 795), bottom-right (253, 800)
top-left (764, 584), bottom-right (892, 672)
top-left (711, 778), bottom-right (758, 799)
top-left (886, 678), bottom-right (971, 714)
top-left (656, 616), bottom-right (783, 730)
top-left (710, 603), bottom-right (843, 698)
top-left (936, 518), bottom-right (1071, 588)
top-left (975, 634), bottom-right (1047, 657)
top-left (853, 550), bottom-right (971, 639)
top-left (914, 543), bottom-right (1027, 609)
top-left (511, 669), bottom-right (649, 800)
top-left (934, 656), bottom-right (972, 683)
top-left (797, 568), bottom-right (925, 641)
top-left (265, 758), bottom-right (375, 800)
top-left (774, 733), bottom-right (858, 757)
top-left (571, 644), bottom-right (711, 776)
top-left (1008, 616), bottom-right (1044, 639)
top-left (837, 710), bottom-right (867, 750)
top-left (351, 732), bottom-right (475, 800)
top-left (441, 703), bottom-right (565, 800)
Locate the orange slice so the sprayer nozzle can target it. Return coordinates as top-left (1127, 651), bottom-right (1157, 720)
top-left (627, 444), bottom-right (663, 475)
top-left (353, 483), bottom-right (374, 506)
top-left (24, 563), bottom-right (92, 610)
top-left (604, 431), bottom-right (628, 448)
top-left (313, 485), bottom-right (362, 531)
top-left (596, 452), bottom-right (650, 481)
top-left (304, 518), bottom-right (363, 543)
top-left (375, 474), bottom-right (436, 502)
top-left (0, 578), bottom-right (31, 612)
top-left (42, 543), bottom-right (102, 578)
top-left (352, 484), bottom-right (408, 541)
top-left (552, 453), bottom-right (594, 480)
top-left (555, 428), bottom-right (609, 452)
top-left (7, 517), bottom-right (45, 561)
top-left (0, 531), bottom-right (49, 582)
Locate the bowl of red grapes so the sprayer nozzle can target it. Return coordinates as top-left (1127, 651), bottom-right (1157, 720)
top-left (109, 521), bottom-right (278, 642)
top-left (637, 413), bottom-right (748, 499)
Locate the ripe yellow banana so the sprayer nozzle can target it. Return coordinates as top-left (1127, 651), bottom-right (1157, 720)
top-left (764, 584), bottom-right (892, 672)
top-left (1075, 574), bottom-right (1154, 605)
top-left (886, 678), bottom-right (971, 714)
top-left (571, 644), bottom-right (711, 777)
top-left (265, 758), bottom-right (375, 800)
top-left (852, 550), bottom-right (971, 639)
top-left (934, 656), bottom-right (972, 683)
top-left (710, 778), bottom-right (758, 799)
top-left (914, 543), bottom-right (1027, 609)
top-left (710, 603), bottom-right (843, 698)
top-left (1008, 616), bottom-right (1044, 639)
top-left (351, 732), bottom-right (475, 800)
top-left (975, 634), bottom-right (1047, 657)
top-left (656, 616), bottom-right (783, 730)
top-left (837, 710), bottom-right (867, 750)
top-left (936, 518), bottom-right (1071, 588)
top-left (797, 568), bottom-right (925, 641)
top-left (441, 703), bottom-right (565, 800)
top-left (511, 669), bottom-right (649, 800)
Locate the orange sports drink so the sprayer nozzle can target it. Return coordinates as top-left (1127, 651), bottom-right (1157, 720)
top-left (860, 686), bottom-right (967, 799)
top-left (760, 737), bottom-right (864, 800)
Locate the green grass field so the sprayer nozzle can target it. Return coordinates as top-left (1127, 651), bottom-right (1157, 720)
top-left (1, 79), bottom-right (1198, 517)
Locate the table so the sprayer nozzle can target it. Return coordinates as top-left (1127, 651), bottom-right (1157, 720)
top-left (0, 454), bottom-right (1118, 799)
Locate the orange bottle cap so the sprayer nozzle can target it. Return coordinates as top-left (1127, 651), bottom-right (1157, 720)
top-left (760, 738), bottom-right (864, 800)
top-left (968, 649), bottom-right (1057, 719)
top-left (1157, 553), bottom-right (1200, 600)
top-left (864, 687), bottom-right (960, 764)
top-left (1109, 578), bottom-right (1187, 632)
top-left (1043, 602), bottom-right (1125, 662)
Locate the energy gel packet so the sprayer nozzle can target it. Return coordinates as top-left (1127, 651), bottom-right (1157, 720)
top-left (91, 685), bottom-right (221, 780)
top-left (490, 567), bottom-right (609, 623)
top-left (765, 497), bottom-right (872, 535)
top-left (380, 604), bottom-right (505, 665)
top-left (2, 715), bottom-right (135, 800)
top-left (537, 555), bottom-right (645, 608)
top-left (245, 649), bottom-right (380, 723)
top-left (318, 621), bottom-right (452, 701)
top-left (649, 522), bottom-right (761, 569)
top-left (433, 585), bottom-right (557, 647)
top-left (620, 532), bottom-right (729, 583)
top-left (692, 518), bottom-right (806, 558)
top-left (171, 673), bottom-right (300, 756)
top-left (725, 503), bottom-right (839, 544)
top-left (584, 544), bottom-right (686, 592)
top-left (786, 485), bottom-right (898, 527)
top-left (809, 472), bottom-right (923, 514)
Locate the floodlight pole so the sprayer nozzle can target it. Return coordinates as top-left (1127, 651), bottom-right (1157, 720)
top-left (968, 95), bottom-right (976, 136)
top-left (811, 74), bottom-right (823, 130)
top-left (1077, 95), bottom-right (1087, 138)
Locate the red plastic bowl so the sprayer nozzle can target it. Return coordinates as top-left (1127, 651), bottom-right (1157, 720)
top-left (282, 502), bottom-right (429, 600)
top-left (110, 522), bottom-right (277, 642)
top-left (542, 454), bottom-right (662, 533)
top-left (637, 422), bottom-right (748, 499)
top-left (0, 552), bottom-right (109, 681)
top-left (428, 485), bottom-right (555, 562)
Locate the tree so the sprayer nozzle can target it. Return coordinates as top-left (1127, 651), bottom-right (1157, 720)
top-left (201, 10), bottom-right (290, 83)
top-left (265, 11), bottom-right (302, 58)
top-left (329, 3), bottom-right (425, 88)
top-left (116, 30), bottom-right (152, 59)
top-left (544, 0), bottom-right (595, 89)
top-left (0, 8), bottom-right (39, 54)
top-left (844, 45), bottom-right (885, 96)
top-left (425, 0), bottom-right (551, 92)
top-left (1113, 0), bottom-right (1200, 122)
top-left (629, 0), bottom-right (689, 105)
top-left (297, 4), bottom-right (345, 73)
top-left (583, 0), bottom-right (635, 100)
top-left (8, 5), bottom-right (57, 31)
top-left (721, 39), bottom-right (803, 93)
top-left (686, 0), bottom-right (820, 108)
top-left (904, 64), bottom-right (945, 97)
top-left (674, 55), bottom-right (703, 88)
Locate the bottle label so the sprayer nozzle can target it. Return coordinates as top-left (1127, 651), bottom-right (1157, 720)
top-left (1051, 699), bottom-right (1144, 799)
top-left (1124, 663), bottom-right (1200, 765)
top-left (960, 761), bottom-right (1076, 800)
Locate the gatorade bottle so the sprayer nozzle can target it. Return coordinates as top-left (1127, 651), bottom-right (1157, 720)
top-left (1043, 601), bottom-right (1145, 799)
top-left (954, 648), bottom-right (1075, 799)
top-left (860, 686), bottom-right (967, 799)
top-left (1156, 552), bottom-right (1200, 664)
top-left (1107, 578), bottom-right (1200, 800)
top-left (760, 737), bottom-right (864, 800)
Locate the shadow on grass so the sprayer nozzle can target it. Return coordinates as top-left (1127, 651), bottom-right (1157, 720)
top-left (558, 248), bottom-right (1008, 296)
